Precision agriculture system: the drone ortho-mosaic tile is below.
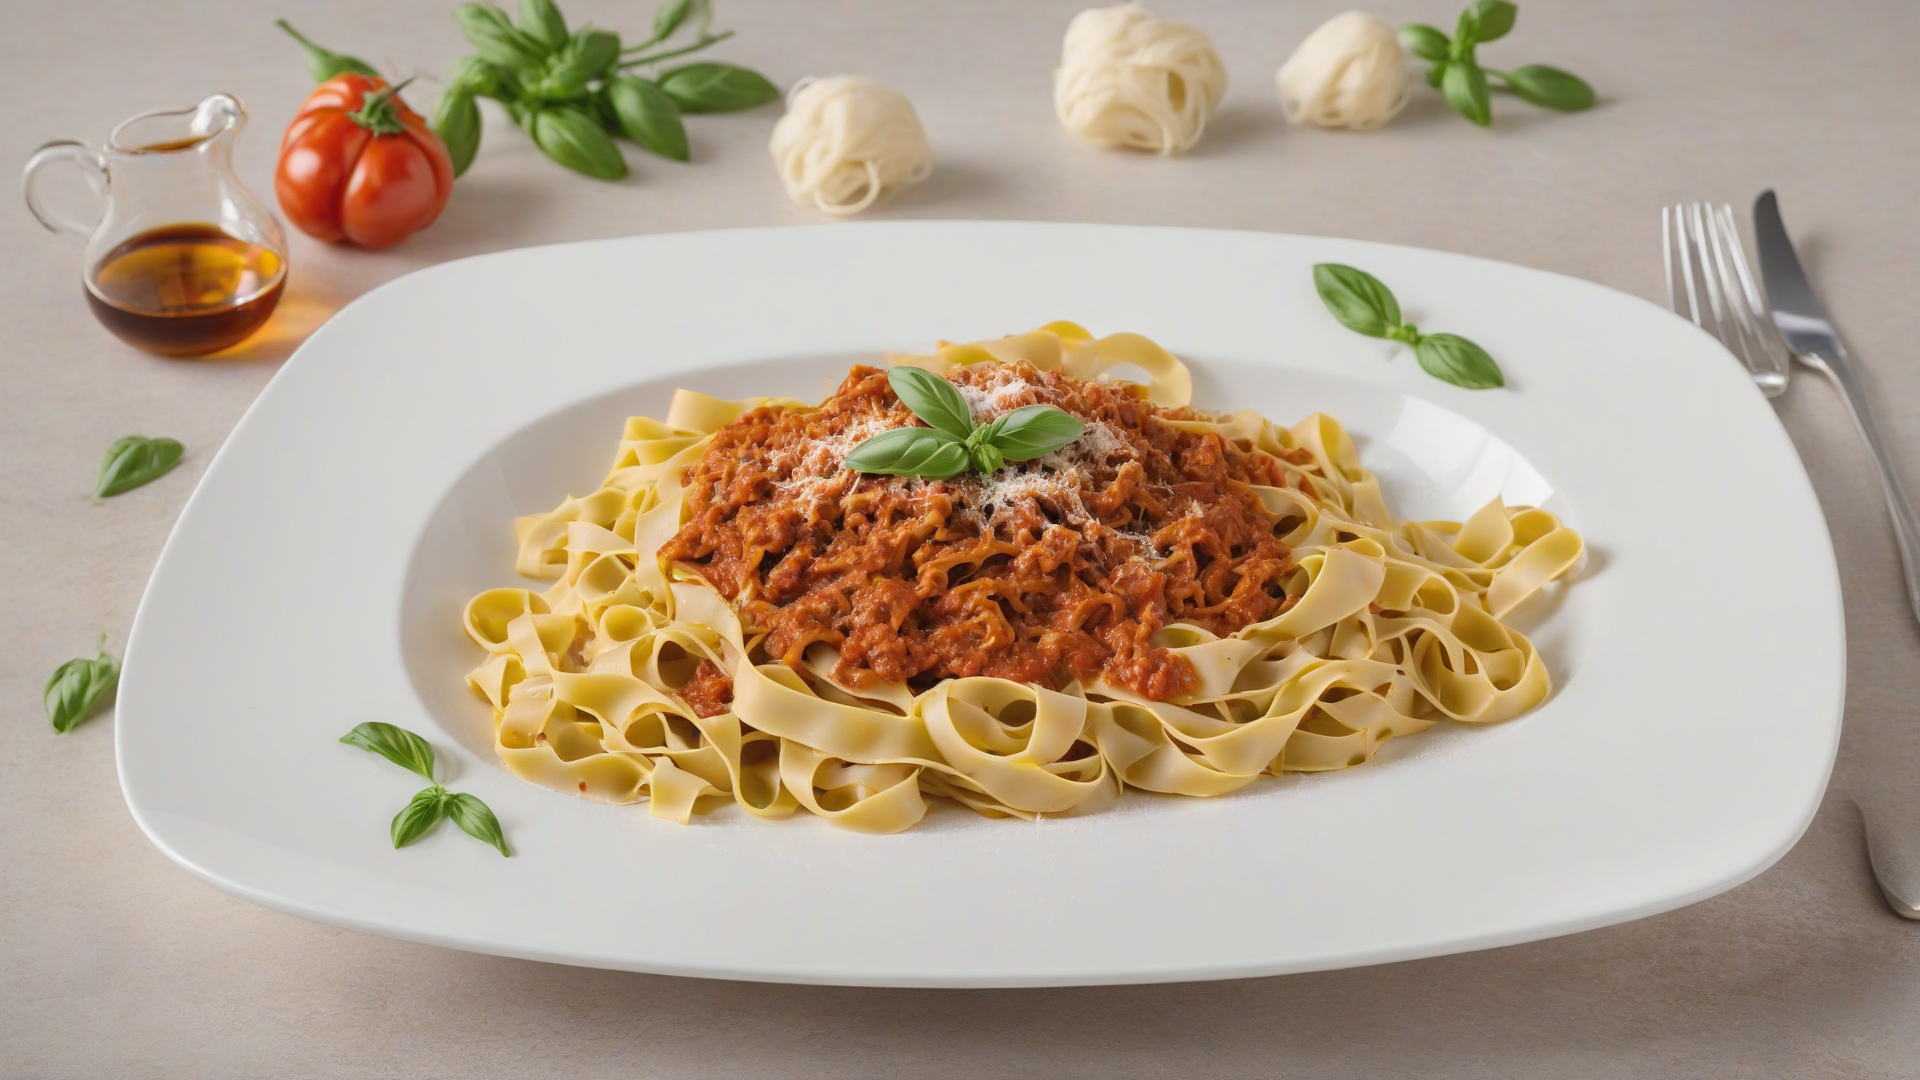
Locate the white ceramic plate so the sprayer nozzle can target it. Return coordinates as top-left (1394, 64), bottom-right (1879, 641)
top-left (118, 223), bottom-right (1843, 988)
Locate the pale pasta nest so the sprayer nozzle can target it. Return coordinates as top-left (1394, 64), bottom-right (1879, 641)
top-left (1276, 10), bottom-right (1411, 130)
top-left (1053, 5), bottom-right (1228, 155)
top-left (768, 75), bottom-right (933, 216)
top-left (462, 324), bottom-right (1585, 833)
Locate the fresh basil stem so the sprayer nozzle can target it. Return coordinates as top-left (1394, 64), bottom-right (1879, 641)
top-left (344, 723), bottom-right (511, 856)
top-left (1312, 263), bottom-right (1505, 390)
top-left (619, 31), bottom-right (735, 71)
top-left (96, 435), bottom-right (183, 498)
top-left (45, 634), bottom-right (120, 734)
top-left (844, 368), bottom-right (1086, 479)
top-left (1399, 3), bottom-right (1592, 126)
top-left (276, 19), bottom-right (380, 82)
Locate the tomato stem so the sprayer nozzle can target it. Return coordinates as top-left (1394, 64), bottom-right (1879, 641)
top-left (346, 76), bottom-right (416, 136)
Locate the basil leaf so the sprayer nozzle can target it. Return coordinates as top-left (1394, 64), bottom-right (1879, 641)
top-left (651, 0), bottom-right (696, 44)
top-left (886, 366), bottom-right (974, 439)
top-left (517, 0), bottom-right (569, 51)
top-left (340, 721), bottom-right (438, 781)
top-left (1500, 64), bottom-right (1595, 111)
top-left (434, 88), bottom-right (483, 176)
top-left (899, 438), bottom-right (971, 479)
top-left (530, 105), bottom-right (629, 178)
top-left (45, 638), bottom-right (119, 734)
top-left (984, 406), bottom-right (1084, 461)
top-left (607, 77), bottom-right (689, 161)
top-left (391, 786), bottom-right (450, 849)
top-left (843, 427), bottom-right (969, 479)
top-left (564, 28), bottom-right (622, 82)
top-left (96, 435), bottom-right (183, 498)
top-left (1442, 60), bottom-right (1493, 126)
top-left (1426, 60), bottom-right (1449, 89)
top-left (455, 3), bottom-right (547, 68)
top-left (275, 20), bottom-right (380, 82)
top-left (1459, 0), bottom-right (1517, 44)
top-left (1414, 333), bottom-right (1505, 389)
top-left (1313, 264), bottom-right (1405, 339)
top-left (448, 55), bottom-right (506, 97)
top-left (1399, 24), bottom-right (1451, 63)
top-left (446, 792), bottom-right (511, 856)
top-left (970, 441), bottom-right (1006, 475)
top-left (656, 62), bottom-right (779, 113)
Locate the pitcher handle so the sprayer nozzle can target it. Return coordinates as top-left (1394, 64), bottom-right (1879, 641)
top-left (23, 140), bottom-right (107, 242)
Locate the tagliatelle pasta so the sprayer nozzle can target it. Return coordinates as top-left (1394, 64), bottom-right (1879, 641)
top-left (462, 324), bottom-right (1584, 833)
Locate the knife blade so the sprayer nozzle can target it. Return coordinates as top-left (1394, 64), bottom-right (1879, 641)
top-left (1753, 189), bottom-right (1844, 361)
top-left (1754, 189), bottom-right (1920, 630)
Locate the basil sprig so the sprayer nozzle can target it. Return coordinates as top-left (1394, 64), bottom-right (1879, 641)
top-left (1313, 264), bottom-right (1505, 390)
top-left (341, 722), bottom-right (510, 856)
top-left (96, 435), bottom-right (183, 498)
top-left (844, 368), bottom-right (1086, 480)
top-left (45, 634), bottom-right (120, 734)
top-left (1400, 2), bottom-right (1594, 127)
top-left (430, 0), bottom-right (777, 179)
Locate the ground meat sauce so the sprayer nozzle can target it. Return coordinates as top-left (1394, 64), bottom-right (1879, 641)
top-left (657, 362), bottom-right (1299, 703)
top-left (678, 659), bottom-right (734, 718)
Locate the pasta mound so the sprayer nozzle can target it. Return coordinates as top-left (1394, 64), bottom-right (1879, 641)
top-left (462, 324), bottom-right (1586, 832)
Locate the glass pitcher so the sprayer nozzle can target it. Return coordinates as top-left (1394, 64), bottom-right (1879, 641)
top-left (23, 93), bottom-right (288, 357)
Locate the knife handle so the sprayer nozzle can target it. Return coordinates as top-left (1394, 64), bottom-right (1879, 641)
top-left (1804, 347), bottom-right (1920, 625)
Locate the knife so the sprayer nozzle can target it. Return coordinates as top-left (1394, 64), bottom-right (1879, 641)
top-left (1755, 190), bottom-right (1920, 627)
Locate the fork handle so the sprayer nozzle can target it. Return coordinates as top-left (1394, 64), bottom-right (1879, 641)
top-left (1803, 346), bottom-right (1920, 626)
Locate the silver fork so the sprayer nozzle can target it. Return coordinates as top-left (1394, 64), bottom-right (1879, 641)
top-left (1662, 203), bottom-right (1793, 395)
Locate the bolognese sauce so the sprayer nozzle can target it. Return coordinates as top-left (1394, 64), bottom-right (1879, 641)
top-left (657, 362), bottom-right (1299, 706)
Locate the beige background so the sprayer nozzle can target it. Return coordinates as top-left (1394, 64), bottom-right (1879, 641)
top-left (5, 0), bottom-right (1920, 1075)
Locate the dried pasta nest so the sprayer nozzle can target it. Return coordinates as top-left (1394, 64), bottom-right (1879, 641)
top-left (1053, 4), bottom-right (1228, 155)
top-left (768, 75), bottom-right (933, 216)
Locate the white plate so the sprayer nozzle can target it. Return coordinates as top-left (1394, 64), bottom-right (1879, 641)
top-left (118, 223), bottom-right (1843, 988)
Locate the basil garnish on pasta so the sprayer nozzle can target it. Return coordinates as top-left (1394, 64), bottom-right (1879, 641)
top-left (341, 722), bottom-right (510, 856)
top-left (1313, 263), bottom-right (1505, 390)
top-left (843, 366), bottom-right (1085, 478)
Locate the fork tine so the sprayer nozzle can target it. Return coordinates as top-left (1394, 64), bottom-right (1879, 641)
top-left (1701, 205), bottom-right (1755, 370)
top-left (1663, 206), bottom-right (1679, 314)
top-left (1714, 203), bottom-right (1791, 392)
top-left (1691, 203), bottom-right (1732, 339)
top-left (1661, 199), bottom-right (1791, 397)
top-left (1673, 204), bottom-right (1704, 326)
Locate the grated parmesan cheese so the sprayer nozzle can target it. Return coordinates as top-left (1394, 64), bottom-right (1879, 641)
top-left (769, 364), bottom-right (1167, 557)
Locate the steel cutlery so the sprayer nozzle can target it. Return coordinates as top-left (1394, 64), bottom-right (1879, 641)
top-left (1755, 190), bottom-right (1920, 629)
top-left (1663, 201), bottom-right (1791, 396)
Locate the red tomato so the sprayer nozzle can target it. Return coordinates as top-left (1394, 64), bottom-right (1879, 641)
top-left (275, 74), bottom-right (455, 250)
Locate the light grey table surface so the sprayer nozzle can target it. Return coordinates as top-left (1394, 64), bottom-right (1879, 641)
top-left (5, 0), bottom-right (1919, 1076)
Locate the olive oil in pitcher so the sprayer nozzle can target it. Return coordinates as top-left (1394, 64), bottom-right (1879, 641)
top-left (86, 224), bottom-right (285, 356)
top-left (23, 94), bottom-right (289, 358)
